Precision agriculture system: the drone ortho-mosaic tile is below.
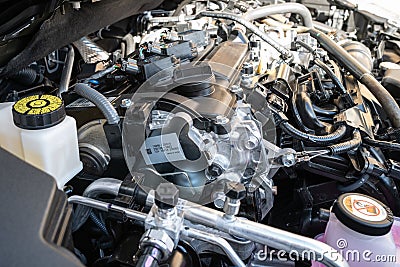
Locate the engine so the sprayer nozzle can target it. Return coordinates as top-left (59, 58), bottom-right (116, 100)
top-left (1, 1), bottom-right (400, 267)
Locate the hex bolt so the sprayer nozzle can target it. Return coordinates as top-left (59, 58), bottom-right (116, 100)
top-left (224, 182), bottom-right (246, 219)
top-left (155, 183), bottom-right (179, 210)
top-left (120, 98), bottom-right (132, 108)
top-left (226, 182), bottom-right (246, 200)
top-left (207, 164), bottom-right (224, 178)
top-left (215, 115), bottom-right (230, 125)
top-left (281, 153), bottom-right (296, 167)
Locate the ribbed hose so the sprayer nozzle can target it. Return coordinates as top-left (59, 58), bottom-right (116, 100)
top-left (328, 129), bottom-right (361, 155)
top-left (72, 178), bottom-right (122, 232)
top-left (243, 3), bottom-right (314, 28)
top-left (196, 11), bottom-right (293, 60)
top-left (10, 68), bottom-right (42, 86)
top-left (280, 121), bottom-right (347, 144)
top-left (75, 83), bottom-right (120, 125)
top-left (90, 211), bottom-right (109, 235)
top-left (307, 28), bottom-right (400, 128)
top-left (364, 137), bottom-right (400, 151)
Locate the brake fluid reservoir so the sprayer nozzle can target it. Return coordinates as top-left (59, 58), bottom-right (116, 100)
top-left (0, 95), bottom-right (82, 188)
top-left (325, 193), bottom-right (396, 267)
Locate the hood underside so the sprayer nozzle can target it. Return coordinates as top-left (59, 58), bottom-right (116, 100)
top-left (0, 0), bottom-right (168, 77)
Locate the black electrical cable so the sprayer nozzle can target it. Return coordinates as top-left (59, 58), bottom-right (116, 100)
top-left (328, 129), bottom-right (361, 155)
top-left (314, 58), bottom-right (347, 95)
top-left (279, 121), bottom-right (347, 145)
top-left (295, 40), bottom-right (317, 57)
top-left (364, 137), bottom-right (400, 151)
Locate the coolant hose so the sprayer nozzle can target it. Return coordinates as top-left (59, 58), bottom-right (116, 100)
top-left (307, 28), bottom-right (400, 128)
top-left (75, 83), bottom-right (120, 125)
top-left (72, 178), bottom-right (122, 232)
top-left (243, 3), bottom-right (313, 28)
top-left (280, 121), bottom-right (347, 144)
top-left (10, 67), bottom-right (43, 86)
top-left (328, 129), bottom-right (361, 155)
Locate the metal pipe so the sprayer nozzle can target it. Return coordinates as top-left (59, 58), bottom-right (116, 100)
top-left (71, 178), bottom-right (123, 232)
top-left (243, 3), bottom-right (313, 28)
top-left (181, 228), bottom-right (246, 267)
top-left (69, 194), bottom-right (348, 267)
top-left (68, 195), bottom-right (147, 221)
top-left (59, 45), bottom-right (75, 96)
top-left (180, 200), bottom-right (349, 267)
top-left (122, 33), bottom-right (136, 56)
top-left (196, 11), bottom-right (293, 60)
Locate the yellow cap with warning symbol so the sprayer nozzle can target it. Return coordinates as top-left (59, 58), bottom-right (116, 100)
top-left (12, 95), bottom-right (66, 129)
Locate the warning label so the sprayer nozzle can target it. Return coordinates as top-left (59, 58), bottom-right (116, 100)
top-left (140, 133), bottom-right (186, 165)
top-left (343, 195), bottom-right (387, 222)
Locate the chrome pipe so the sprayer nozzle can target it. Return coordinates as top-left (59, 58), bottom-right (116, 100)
top-left (180, 200), bottom-right (349, 267)
top-left (59, 45), bottom-right (75, 96)
top-left (71, 178), bottom-right (123, 232)
top-left (68, 195), bottom-right (147, 221)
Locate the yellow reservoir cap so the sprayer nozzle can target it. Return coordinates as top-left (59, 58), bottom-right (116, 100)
top-left (12, 95), bottom-right (66, 129)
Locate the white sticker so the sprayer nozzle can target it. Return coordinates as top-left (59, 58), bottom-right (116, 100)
top-left (342, 195), bottom-right (388, 222)
top-left (140, 133), bottom-right (186, 165)
top-left (66, 97), bottom-right (116, 108)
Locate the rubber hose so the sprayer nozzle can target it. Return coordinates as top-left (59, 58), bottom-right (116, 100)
top-left (75, 83), bottom-right (120, 125)
top-left (307, 28), bottom-right (400, 128)
top-left (328, 129), bottom-right (361, 155)
top-left (243, 3), bottom-right (313, 28)
top-left (364, 137), bottom-right (400, 151)
top-left (10, 68), bottom-right (42, 86)
top-left (280, 121), bottom-right (347, 144)
top-left (314, 58), bottom-right (347, 95)
top-left (72, 178), bottom-right (122, 232)
top-left (90, 212), bottom-right (108, 235)
top-left (337, 174), bottom-right (370, 192)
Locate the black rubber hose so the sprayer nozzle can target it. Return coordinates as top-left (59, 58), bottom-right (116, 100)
top-left (307, 28), bottom-right (400, 128)
top-left (10, 68), bottom-right (42, 86)
top-left (364, 137), bottom-right (400, 151)
top-left (314, 58), bottom-right (347, 95)
top-left (328, 129), bottom-right (361, 155)
top-left (134, 246), bottom-right (162, 267)
top-left (337, 174), bottom-right (370, 192)
top-left (280, 121), bottom-right (347, 144)
top-left (312, 104), bottom-right (339, 116)
top-left (75, 83), bottom-right (120, 125)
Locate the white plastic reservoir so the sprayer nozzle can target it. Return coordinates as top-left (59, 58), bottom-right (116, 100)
top-left (0, 95), bottom-right (82, 188)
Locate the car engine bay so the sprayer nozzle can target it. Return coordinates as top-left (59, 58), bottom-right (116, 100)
top-left (1, 0), bottom-right (400, 266)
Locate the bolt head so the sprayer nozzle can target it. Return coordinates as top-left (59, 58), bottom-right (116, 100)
top-left (225, 182), bottom-right (246, 200)
top-left (282, 153), bottom-right (296, 167)
top-left (155, 183), bottom-right (179, 209)
top-left (120, 98), bottom-right (132, 108)
top-left (208, 164), bottom-right (224, 178)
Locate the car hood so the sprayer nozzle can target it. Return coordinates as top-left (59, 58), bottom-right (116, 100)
top-left (0, 0), bottom-right (166, 77)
